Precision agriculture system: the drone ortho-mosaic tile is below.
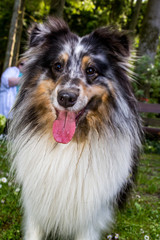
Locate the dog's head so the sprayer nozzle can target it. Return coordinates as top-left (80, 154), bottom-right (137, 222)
top-left (16, 18), bottom-right (135, 144)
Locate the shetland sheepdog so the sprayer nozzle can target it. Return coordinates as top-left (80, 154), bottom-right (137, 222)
top-left (8, 18), bottom-right (142, 240)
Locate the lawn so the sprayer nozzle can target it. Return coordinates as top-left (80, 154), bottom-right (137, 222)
top-left (0, 140), bottom-right (160, 240)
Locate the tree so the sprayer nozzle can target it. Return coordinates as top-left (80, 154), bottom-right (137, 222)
top-left (49, 0), bottom-right (65, 18)
top-left (3, 0), bottom-right (25, 71)
top-left (12, 0), bottom-right (25, 66)
top-left (128, 0), bottom-right (142, 32)
top-left (138, 0), bottom-right (160, 62)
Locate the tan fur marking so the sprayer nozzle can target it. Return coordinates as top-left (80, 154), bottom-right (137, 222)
top-left (74, 80), bottom-right (110, 130)
top-left (33, 80), bottom-right (56, 136)
top-left (101, 93), bottom-right (108, 103)
top-left (84, 84), bottom-right (106, 100)
top-left (86, 95), bottom-right (110, 130)
top-left (107, 81), bottom-right (116, 98)
top-left (81, 56), bottom-right (92, 70)
top-left (60, 53), bottom-right (69, 64)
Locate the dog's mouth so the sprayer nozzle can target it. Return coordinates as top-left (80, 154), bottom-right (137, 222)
top-left (52, 107), bottom-right (86, 144)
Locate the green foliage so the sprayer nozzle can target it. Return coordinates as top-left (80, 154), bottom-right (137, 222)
top-left (0, 0), bottom-right (14, 72)
top-left (20, 0), bottom-right (50, 53)
top-left (0, 114), bottom-right (6, 134)
top-left (133, 52), bottom-right (160, 103)
top-left (64, 0), bottom-right (133, 36)
top-left (64, 0), bottom-right (100, 36)
top-left (144, 139), bottom-right (160, 154)
top-left (25, 0), bottom-right (50, 22)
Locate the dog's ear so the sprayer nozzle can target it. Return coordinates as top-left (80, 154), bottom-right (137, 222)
top-left (92, 27), bottom-right (130, 58)
top-left (28, 17), bottom-right (70, 47)
top-left (28, 24), bottom-right (44, 47)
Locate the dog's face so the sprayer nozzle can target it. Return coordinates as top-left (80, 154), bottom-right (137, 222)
top-left (17, 18), bottom-right (132, 144)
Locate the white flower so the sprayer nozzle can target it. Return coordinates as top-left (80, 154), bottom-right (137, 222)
top-left (136, 194), bottom-right (141, 199)
top-left (0, 184), bottom-right (2, 188)
top-left (107, 235), bottom-right (112, 239)
top-left (1, 177), bottom-right (7, 183)
top-left (144, 235), bottom-right (149, 240)
top-left (15, 188), bottom-right (20, 192)
top-left (115, 233), bottom-right (119, 239)
top-left (1, 199), bottom-right (5, 204)
top-left (140, 228), bottom-right (144, 234)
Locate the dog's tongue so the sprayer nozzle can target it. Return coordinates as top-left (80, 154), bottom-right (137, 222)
top-left (53, 111), bottom-right (76, 144)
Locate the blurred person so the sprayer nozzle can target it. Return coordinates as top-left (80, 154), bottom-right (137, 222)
top-left (0, 60), bottom-right (25, 133)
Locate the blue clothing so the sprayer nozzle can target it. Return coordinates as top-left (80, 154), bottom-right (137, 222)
top-left (0, 67), bottom-right (20, 118)
top-left (17, 72), bottom-right (23, 92)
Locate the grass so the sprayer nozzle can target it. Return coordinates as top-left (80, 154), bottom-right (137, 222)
top-left (112, 153), bottom-right (160, 240)
top-left (0, 140), bottom-right (160, 240)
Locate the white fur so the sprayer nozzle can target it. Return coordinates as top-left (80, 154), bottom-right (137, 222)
top-left (11, 126), bottom-right (133, 240)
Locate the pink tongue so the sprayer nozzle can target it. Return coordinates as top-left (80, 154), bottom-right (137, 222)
top-left (53, 111), bottom-right (76, 144)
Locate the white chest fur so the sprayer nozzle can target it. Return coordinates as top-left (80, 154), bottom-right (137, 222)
top-left (12, 129), bottom-right (132, 236)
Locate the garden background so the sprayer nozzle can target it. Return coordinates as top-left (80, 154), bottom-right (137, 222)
top-left (0, 0), bottom-right (160, 239)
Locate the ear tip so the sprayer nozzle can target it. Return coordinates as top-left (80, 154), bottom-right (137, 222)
top-left (47, 16), bottom-right (69, 27)
top-left (119, 33), bottom-right (130, 52)
top-left (28, 23), bottom-right (41, 47)
top-left (28, 22), bottom-right (39, 36)
top-left (28, 18), bottom-right (70, 48)
top-left (92, 27), bottom-right (131, 56)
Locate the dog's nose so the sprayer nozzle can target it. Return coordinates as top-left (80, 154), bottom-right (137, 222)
top-left (57, 90), bottom-right (78, 108)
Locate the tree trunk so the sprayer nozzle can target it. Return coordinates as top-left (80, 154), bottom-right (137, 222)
top-left (12, 0), bottom-right (25, 66)
top-left (129, 0), bottom-right (142, 32)
top-left (3, 0), bottom-right (25, 71)
top-left (138, 0), bottom-right (160, 62)
top-left (49, 0), bottom-right (65, 18)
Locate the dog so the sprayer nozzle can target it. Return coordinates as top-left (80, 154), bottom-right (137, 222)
top-left (8, 17), bottom-right (142, 240)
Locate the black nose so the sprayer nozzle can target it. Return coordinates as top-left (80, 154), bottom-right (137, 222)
top-left (57, 90), bottom-right (78, 108)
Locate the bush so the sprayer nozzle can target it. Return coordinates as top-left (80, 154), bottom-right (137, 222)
top-left (0, 114), bottom-right (6, 134)
top-left (133, 52), bottom-right (160, 103)
top-left (144, 139), bottom-right (160, 154)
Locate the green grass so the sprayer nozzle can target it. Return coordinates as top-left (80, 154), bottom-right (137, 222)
top-left (0, 140), bottom-right (160, 240)
top-left (112, 153), bottom-right (160, 240)
top-left (0, 140), bottom-right (22, 239)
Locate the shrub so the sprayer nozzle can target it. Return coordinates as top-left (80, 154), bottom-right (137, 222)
top-left (133, 52), bottom-right (160, 103)
top-left (0, 114), bottom-right (6, 135)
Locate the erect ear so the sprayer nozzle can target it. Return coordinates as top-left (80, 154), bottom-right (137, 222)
top-left (28, 24), bottom-right (44, 47)
top-left (28, 17), bottom-right (70, 48)
top-left (92, 27), bottom-right (130, 58)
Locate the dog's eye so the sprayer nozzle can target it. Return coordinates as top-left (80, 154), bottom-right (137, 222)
top-left (54, 62), bottom-right (63, 72)
top-left (86, 67), bottom-right (96, 76)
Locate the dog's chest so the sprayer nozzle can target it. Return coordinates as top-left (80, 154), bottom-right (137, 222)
top-left (16, 131), bottom-right (132, 232)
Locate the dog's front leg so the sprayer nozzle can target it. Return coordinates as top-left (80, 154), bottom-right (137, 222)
top-left (23, 215), bottom-right (44, 240)
top-left (75, 228), bottom-right (100, 240)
